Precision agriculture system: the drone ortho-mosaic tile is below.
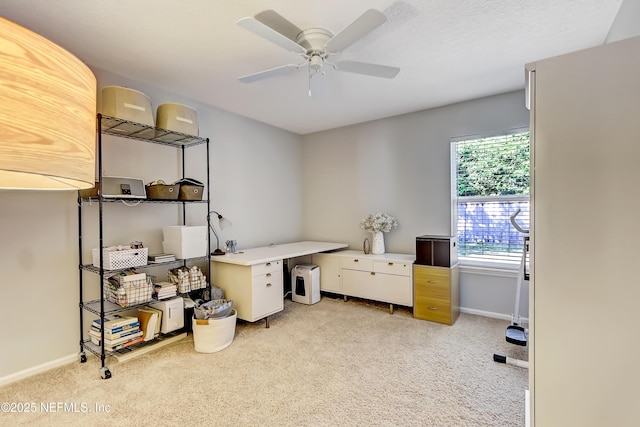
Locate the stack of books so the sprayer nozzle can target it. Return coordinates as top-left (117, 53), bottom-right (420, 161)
top-left (89, 315), bottom-right (143, 351)
top-left (148, 253), bottom-right (176, 264)
top-left (153, 281), bottom-right (177, 300)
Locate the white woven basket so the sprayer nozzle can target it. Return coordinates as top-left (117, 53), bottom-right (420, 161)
top-left (92, 247), bottom-right (148, 270)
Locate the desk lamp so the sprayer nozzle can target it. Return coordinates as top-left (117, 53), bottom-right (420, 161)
top-left (0, 17), bottom-right (96, 190)
top-left (208, 211), bottom-right (232, 255)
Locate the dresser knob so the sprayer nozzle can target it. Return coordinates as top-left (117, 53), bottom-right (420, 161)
top-left (266, 283), bottom-right (272, 287)
top-left (370, 272), bottom-right (375, 276)
top-left (266, 273), bottom-right (271, 277)
top-left (354, 259), bottom-right (359, 262)
top-left (388, 262), bottom-right (394, 266)
top-left (428, 306), bottom-right (438, 310)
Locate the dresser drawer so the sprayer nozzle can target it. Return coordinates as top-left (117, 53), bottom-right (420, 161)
top-left (373, 260), bottom-right (412, 276)
top-left (251, 260), bottom-right (282, 277)
top-left (341, 256), bottom-right (373, 272)
top-left (414, 266), bottom-right (450, 296)
top-left (252, 270), bottom-right (283, 320)
top-left (413, 294), bottom-right (452, 324)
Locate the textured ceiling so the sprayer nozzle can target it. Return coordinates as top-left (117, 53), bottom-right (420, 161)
top-left (0, 0), bottom-right (623, 134)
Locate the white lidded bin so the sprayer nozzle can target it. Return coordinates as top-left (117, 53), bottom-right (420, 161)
top-left (162, 225), bottom-right (207, 259)
top-left (156, 103), bottom-right (199, 136)
top-left (192, 310), bottom-right (237, 353)
top-left (101, 86), bottom-right (154, 126)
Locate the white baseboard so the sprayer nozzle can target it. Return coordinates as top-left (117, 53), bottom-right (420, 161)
top-left (525, 389), bottom-right (530, 427)
top-left (460, 306), bottom-right (529, 324)
top-left (0, 353), bottom-right (77, 388)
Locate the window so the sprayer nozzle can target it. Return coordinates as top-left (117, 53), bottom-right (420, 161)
top-left (452, 131), bottom-right (530, 264)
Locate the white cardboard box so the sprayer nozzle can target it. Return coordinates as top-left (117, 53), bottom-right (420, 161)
top-left (162, 225), bottom-right (207, 259)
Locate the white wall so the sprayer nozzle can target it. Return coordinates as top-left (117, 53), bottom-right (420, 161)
top-left (606, 0), bottom-right (640, 42)
top-left (301, 90), bottom-right (530, 319)
top-left (300, 91), bottom-right (529, 253)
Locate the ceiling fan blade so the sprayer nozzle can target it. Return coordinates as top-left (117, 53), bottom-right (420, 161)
top-left (238, 64), bottom-right (301, 83)
top-left (237, 10), bottom-right (306, 54)
top-left (336, 60), bottom-right (400, 79)
top-left (325, 9), bottom-right (386, 53)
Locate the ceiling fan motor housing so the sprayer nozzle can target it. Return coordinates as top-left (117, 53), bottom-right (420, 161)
top-left (297, 28), bottom-right (332, 53)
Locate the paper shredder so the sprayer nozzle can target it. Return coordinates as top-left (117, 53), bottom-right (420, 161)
top-left (291, 264), bottom-right (320, 305)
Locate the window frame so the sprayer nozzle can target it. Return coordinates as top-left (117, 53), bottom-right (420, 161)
top-left (450, 129), bottom-right (530, 269)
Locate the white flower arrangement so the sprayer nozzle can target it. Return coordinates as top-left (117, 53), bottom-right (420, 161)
top-left (360, 212), bottom-right (398, 233)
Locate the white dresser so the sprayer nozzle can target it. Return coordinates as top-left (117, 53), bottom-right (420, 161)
top-left (312, 250), bottom-right (415, 311)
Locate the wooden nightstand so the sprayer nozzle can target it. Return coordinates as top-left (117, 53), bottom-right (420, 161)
top-left (413, 264), bottom-right (460, 325)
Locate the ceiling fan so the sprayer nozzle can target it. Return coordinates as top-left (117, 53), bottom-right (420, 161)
top-left (236, 9), bottom-right (400, 89)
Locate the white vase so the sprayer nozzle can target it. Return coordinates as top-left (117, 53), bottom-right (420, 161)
top-left (371, 231), bottom-right (385, 255)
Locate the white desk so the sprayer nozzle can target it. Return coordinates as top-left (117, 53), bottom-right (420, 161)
top-left (210, 241), bottom-right (347, 326)
top-left (210, 241), bottom-right (348, 266)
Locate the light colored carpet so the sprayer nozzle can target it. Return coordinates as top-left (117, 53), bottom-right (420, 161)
top-left (0, 296), bottom-right (528, 426)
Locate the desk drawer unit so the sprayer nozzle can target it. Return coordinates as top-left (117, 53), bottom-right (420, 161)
top-left (211, 260), bottom-right (284, 322)
top-left (252, 268), bottom-right (283, 320)
top-left (413, 264), bottom-right (459, 325)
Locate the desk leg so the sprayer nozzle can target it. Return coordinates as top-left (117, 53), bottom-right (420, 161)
top-left (389, 304), bottom-right (394, 315)
top-left (343, 295), bottom-right (348, 302)
top-left (265, 317), bottom-right (270, 329)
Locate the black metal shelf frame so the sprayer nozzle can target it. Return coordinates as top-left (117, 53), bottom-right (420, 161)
top-left (77, 113), bottom-right (211, 379)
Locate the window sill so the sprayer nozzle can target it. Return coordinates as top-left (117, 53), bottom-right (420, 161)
top-left (458, 257), bottom-right (520, 278)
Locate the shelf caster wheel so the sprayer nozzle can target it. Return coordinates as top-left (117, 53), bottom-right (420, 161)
top-left (79, 352), bottom-right (87, 363)
top-left (100, 367), bottom-right (112, 380)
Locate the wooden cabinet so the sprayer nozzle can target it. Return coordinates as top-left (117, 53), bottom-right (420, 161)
top-left (413, 264), bottom-right (459, 325)
top-left (211, 260), bottom-right (283, 322)
top-left (312, 250), bottom-right (415, 309)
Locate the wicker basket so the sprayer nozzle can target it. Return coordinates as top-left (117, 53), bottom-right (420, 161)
top-left (178, 184), bottom-right (204, 201)
top-left (104, 272), bottom-right (152, 307)
top-left (145, 183), bottom-right (180, 200)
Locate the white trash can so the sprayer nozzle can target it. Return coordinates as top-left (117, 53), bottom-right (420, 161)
top-left (192, 309), bottom-right (237, 353)
top-left (291, 264), bottom-right (320, 305)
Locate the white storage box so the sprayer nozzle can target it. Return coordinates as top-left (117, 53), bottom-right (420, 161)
top-left (192, 310), bottom-right (237, 353)
top-left (149, 297), bottom-right (185, 333)
top-left (156, 103), bottom-right (199, 136)
top-left (93, 247), bottom-right (149, 270)
top-left (101, 86), bottom-right (154, 126)
top-left (162, 225), bottom-right (207, 259)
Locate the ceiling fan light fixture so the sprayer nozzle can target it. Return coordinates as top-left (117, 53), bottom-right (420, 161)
top-left (237, 9), bottom-right (400, 88)
top-left (309, 55), bottom-right (323, 71)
